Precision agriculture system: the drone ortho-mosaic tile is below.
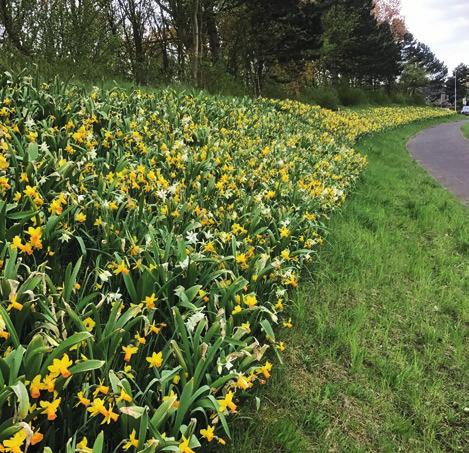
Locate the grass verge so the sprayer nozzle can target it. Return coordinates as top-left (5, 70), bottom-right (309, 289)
top-left (217, 117), bottom-right (469, 452)
top-left (461, 121), bottom-right (469, 139)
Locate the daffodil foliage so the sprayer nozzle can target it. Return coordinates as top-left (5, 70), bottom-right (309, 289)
top-left (0, 72), bottom-right (452, 452)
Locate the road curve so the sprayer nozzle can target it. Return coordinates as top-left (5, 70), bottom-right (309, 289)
top-left (407, 119), bottom-right (469, 204)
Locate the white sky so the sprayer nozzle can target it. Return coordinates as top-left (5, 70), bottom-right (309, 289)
top-left (401, 0), bottom-right (469, 72)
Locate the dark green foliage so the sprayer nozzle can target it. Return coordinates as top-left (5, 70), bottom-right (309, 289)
top-left (297, 85), bottom-right (424, 108)
top-left (321, 0), bottom-right (401, 87)
top-left (401, 33), bottom-right (448, 102)
top-left (298, 86), bottom-right (341, 110)
top-left (337, 85), bottom-right (368, 106)
top-left (0, 0), bottom-right (455, 105)
top-left (446, 63), bottom-right (469, 109)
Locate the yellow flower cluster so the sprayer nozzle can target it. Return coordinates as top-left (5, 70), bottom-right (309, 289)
top-left (0, 73), bottom-right (452, 451)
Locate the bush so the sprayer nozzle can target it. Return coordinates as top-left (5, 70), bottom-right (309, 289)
top-left (201, 62), bottom-right (248, 97)
top-left (366, 89), bottom-right (392, 105)
top-left (337, 85), bottom-right (368, 106)
top-left (298, 86), bottom-right (340, 110)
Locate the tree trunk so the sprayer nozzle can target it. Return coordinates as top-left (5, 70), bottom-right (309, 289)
top-left (205, 6), bottom-right (220, 63)
top-left (191, 0), bottom-right (200, 85)
top-left (160, 7), bottom-right (170, 76)
top-left (0, 0), bottom-right (31, 56)
top-left (132, 22), bottom-right (145, 84)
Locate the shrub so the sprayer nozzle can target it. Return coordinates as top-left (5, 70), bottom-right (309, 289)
top-left (299, 86), bottom-right (340, 110)
top-left (337, 85), bottom-right (368, 106)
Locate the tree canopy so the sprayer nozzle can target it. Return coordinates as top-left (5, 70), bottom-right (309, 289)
top-left (0, 0), bottom-right (462, 102)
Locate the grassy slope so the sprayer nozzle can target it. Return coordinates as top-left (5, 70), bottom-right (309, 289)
top-left (461, 122), bottom-right (469, 139)
top-left (217, 117), bottom-right (469, 453)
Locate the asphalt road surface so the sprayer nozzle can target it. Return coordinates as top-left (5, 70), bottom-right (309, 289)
top-left (407, 119), bottom-right (469, 205)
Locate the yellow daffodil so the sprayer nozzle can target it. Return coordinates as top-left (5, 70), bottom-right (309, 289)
top-left (218, 391), bottom-right (237, 413)
top-left (93, 379), bottom-right (109, 397)
top-left (244, 294), bottom-right (257, 308)
top-left (178, 436), bottom-right (195, 453)
top-left (76, 437), bottom-right (92, 453)
top-left (30, 375), bottom-right (44, 398)
top-left (48, 353), bottom-right (73, 378)
top-left (146, 351), bottom-right (163, 368)
top-left (40, 395), bottom-right (61, 420)
top-left (7, 294), bottom-right (23, 312)
top-left (144, 293), bottom-right (157, 309)
top-left (0, 429), bottom-right (27, 453)
top-left (116, 388), bottom-right (132, 403)
top-left (200, 425), bottom-right (215, 442)
top-left (114, 260), bottom-right (130, 276)
top-left (123, 430), bottom-right (138, 450)
top-left (122, 344), bottom-right (138, 362)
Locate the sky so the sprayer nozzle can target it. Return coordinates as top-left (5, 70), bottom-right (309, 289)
top-left (401, 0), bottom-right (469, 72)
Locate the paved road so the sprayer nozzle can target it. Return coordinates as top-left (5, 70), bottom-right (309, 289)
top-left (407, 119), bottom-right (469, 204)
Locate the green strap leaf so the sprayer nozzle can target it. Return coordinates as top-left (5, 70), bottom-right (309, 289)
top-left (92, 431), bottom-right (104, 453)
top-left (40, 331), bottom-right (92, 374)
top-left (11, 381), bottom-right (29, 419)
top-left (68, 359), bottom-right (104, 375)
top-left (0, 306), bottom-right (19, 348)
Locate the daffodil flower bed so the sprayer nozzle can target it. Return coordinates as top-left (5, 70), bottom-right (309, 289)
top-left (0, 73), bottom-right (452, 452)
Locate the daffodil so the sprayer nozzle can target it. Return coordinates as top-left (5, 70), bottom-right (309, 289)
top-left (244, 294), bottom-right (257, 308)
top-left (178, 436), bottom-right (195, 453)
top-left (87, 398), bottom-right (107, 418)
top-left (122, 344), bottom-right (138, 362)
top-left (114, 260), bottom-right (130, 276)
top-left (0, 429), bottom-right (27, 453)
top-left (200, 425), bottom-right (215, 442)
top-left (76, 437), bottom-right (92, 453)
top-left (7, 294), bottom-right (23, 311)
top-left (83, 317), bottom-right (95, 331)
top-left (144, 293), bottom-right (157, 309)
top-left (77, 391), bottom-right (91, 407)
top-left (48, 353), bottom-right (73, 378)
top-left (27, 226), bottom-right (43, 249)
top-left (116, 388), bottom-right (132, 403)
top-left (75, 211), bottom-right (87, 222)
top-left (31, 430), bottom-right (44, 445)
top-left (30, 375), bottom-right (44, 398)
top-left (93, 379), bottom-right (109, 397)
top-left (279, 226), bottom-right (290, 238)
top-left (40, 374), bottom-right (55, 394)
top-left (40, 395), bottom-right (61, 420)
top-left (259, 361), bottom-right (273, 379)
top-left (236, 374), bottom-right (253, 391)
top-left (146, 351), bottom-right (163, 368)
top-left (101, 403), bottom-right (119, 424)
top-left (217, 391), bottom-right (237, 413)
top-left (123, 430), bottom-right (138, 450)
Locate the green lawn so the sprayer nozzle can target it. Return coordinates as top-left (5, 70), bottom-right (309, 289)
top-left (461, 121), bottom-right (469, 139)
top-left (216, 117), bottom-right (468, 452)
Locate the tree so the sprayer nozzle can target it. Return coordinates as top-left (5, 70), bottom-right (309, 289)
top-left (401, 33), bottom-right (448, 102)
top-left (115, 0), bottom-right (152, 84)
top-left (220, 0), bottom-right (328, 95)
top-left (373, 0), bottom-right (407, 40)
top-left (321, 0), bottom-right (401, 87)
top-left (446, 63), bottom-right (468, 108)
top-left (0, 0), bottom-right (35, 56)
top-left (400, 63), bottom-right (428, 95)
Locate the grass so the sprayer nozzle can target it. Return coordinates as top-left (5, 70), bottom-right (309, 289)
top-left (216, 117), bottom-right (469, 453)
top-left (461, 122), bottom-right (469, 139)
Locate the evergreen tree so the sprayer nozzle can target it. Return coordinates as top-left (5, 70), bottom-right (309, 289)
top-left (446, 63), bottom-right (468, 108)
top-left (321, 0), bottom-right (401, 86)
top-left (401, 33), bottom-right (448, 102)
